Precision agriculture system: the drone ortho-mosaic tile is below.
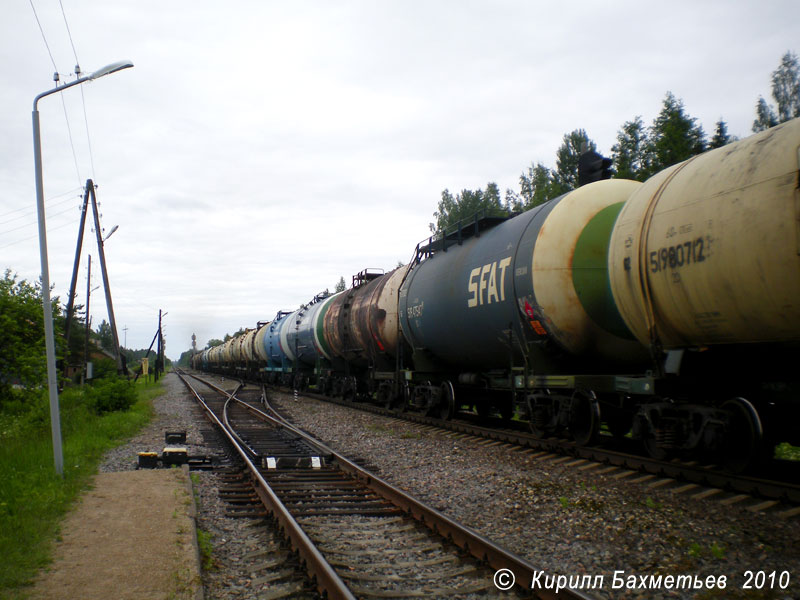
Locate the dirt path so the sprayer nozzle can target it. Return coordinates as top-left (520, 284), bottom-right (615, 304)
top-left (28, 467), bottom-right (201, 600)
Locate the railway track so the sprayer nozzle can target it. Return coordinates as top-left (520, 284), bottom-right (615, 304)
top-left (176, 369), bottom-right (594, 599)
top-left (263, 381), bottom-right (800, 515)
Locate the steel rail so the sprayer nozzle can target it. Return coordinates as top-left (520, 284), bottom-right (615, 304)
top-left (235, 382), bottom-right (596, 600)
top-left (297, 387), bottom-right (800, 505)
top-left (175, 370), bottom-right (356, 600)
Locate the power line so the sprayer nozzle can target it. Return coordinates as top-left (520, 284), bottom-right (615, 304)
top-left (0, 187), bottom-right (82, 219)
top-left (0, 191), bottom-right (80, 226)
top-left (0, 203), bottom-right (79, 237)
top-left (79, 87), bottom-right (96, 179)
top-left (28, 0), bottom-right (94, 184)
top-left (28, 0), bottom-right (58, 73)
top-left (58, 0), bottom-right (80, 65)
top-left (0, 214), bottom-right (82, 250)
top-left (60, 93), bottom-right (83, 185)
top-left (58, 0), bottom-right (96, 181)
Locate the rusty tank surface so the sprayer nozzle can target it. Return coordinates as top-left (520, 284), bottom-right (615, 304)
top-left (323, 267), bottom-right (404, 369)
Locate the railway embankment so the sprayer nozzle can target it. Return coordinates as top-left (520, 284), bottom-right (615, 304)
top-left (22, 372), bottom-right (204, 600)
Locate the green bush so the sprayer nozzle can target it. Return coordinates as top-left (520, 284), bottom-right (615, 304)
top-left (90, 357), bottom-right (119, 381)
top-left (85, 378), bottom-right (136, 414)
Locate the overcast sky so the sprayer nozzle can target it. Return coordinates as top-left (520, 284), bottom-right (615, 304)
top-left (2, 1), bottom-right (798, 359)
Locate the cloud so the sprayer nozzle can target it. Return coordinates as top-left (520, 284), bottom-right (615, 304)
top-left (3, 1), bottom-right (799, 358)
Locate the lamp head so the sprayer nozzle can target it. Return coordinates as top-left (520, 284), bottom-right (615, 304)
top-left (88, 60), bottom-right (134, 81)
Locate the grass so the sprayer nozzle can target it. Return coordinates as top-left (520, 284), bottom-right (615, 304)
top-left (0, 376), bottom-right (162, 598)
top-left (775, 442), bottom-right (800, 461)
top-left (196, 528), bottom-right (215, 571)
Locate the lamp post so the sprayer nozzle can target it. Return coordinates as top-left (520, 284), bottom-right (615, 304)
top-left (33, 60), bottom-right (133, 476)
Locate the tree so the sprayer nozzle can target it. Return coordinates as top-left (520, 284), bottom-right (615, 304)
top-left (753, 51), bottom-right (800, 132)
top-left (611, 117), bottom-right (649, 181)
top-left (552, 129), bottom-right (597, 194)
top-left (334, 276), bottom-right (346, 293)
top-left (517, 162), bottom-right (558, 210)
top-left (430, 182), bottom-right (508, 235)
top-left (772, 51), bottom-right (800, 122)
top-left (96, 319), bottom-right (115, 352)
top-left (709, 119), bottom-right (734, 149)
top-left (643, 92), bottom-right (706, 178)
top-left (206, 338), bottom-right (223, 348)
top-left (0, 271), bottom-right (53, 404)
top-left (753, 96), bottom-right (778, 132)
top-left (176, 349), bottom-right (194, 367)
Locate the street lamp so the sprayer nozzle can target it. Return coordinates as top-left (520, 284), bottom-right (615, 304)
top-left (33, 59), bottom-right (133, 476)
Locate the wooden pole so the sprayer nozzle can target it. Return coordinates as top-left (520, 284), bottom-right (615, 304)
top-left (88, 181), bottom-right (124, 375)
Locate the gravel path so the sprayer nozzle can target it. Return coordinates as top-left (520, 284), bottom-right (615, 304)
top-left (100, 373), bottom-right (317, 600)
top-left (100, 373), bottom-right (799, 599)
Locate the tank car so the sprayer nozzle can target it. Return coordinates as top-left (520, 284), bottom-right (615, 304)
top-left (606, 117), bottom-right (800, 469)
top-left (395, 118), bottom-right (800, 468)
top-left (196, 118), bottom-right (800, 470)
top-left (320, 268), bottom-right (406, 401)
top-left (397, 179), bottom-right (650, 437)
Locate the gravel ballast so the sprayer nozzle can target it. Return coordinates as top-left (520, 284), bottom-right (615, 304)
top-left (269, 390), bottom-right (800, 600)
top-left (99, 373), bottom-right (799, 600)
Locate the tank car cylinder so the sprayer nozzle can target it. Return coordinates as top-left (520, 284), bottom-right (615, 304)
top-left (608, 118), bottom-right (800, 349)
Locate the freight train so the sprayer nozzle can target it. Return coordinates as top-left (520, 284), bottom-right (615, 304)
top-left (194, 118), bottom-right (800, 472)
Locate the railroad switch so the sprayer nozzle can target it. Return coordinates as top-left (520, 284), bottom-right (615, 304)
top-left (162, 446), bottom-right (189, 465)
top-left (263, 456), bottom-right (324, 469)
top-left (165, 430), bottom-right (187, 444)
top-left (137, 452), bottom-right (159, 469)
top-left (137, 447), bottom-right (213, 469)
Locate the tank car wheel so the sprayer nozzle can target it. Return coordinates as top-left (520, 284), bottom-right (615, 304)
top-left (439, 381), bottom-right (456, 420)
top-left (642, 433), bottom-right (668, 461)
top-left (568, 389), bottom-right (600, 446)
top-left (720, 397), bottom-right (763, 473)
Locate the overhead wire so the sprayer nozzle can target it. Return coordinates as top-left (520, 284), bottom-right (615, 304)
top-left (2, 203), bottom-right (79, 236)
top-left (0, 187), bottom-right (82, 219)
top-left (59, 0), bottom-right (97, 180)
top-left (58, 0), bottom-right (79, 64)
top-left (0, 212), bottom-right (83, 250)
top-left (28, 0), bottom-right (93, 187)
top-left (60, 93), bottom-right (83, 185)
top-left (0, 189), bottom-right (82, 226)
top-left (28, 0), bottom-right (58, 73)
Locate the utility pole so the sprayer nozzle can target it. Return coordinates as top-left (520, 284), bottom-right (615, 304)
top-left (88, 180), bottom-right (124, 375)
top-left (155, 309), bottom-right (163, 381)
top-left (63, 184), bottom-right (91, 373)
top-left (82, 255), bottom-right (92, 385)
